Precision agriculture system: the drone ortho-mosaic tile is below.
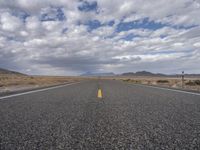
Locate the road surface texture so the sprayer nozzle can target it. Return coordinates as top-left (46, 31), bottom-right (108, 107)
top-left (0, 80), bottom-right (200, 149)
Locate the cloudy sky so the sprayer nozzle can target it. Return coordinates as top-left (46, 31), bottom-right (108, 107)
top-left (0, 0), bottom-right (200, 75)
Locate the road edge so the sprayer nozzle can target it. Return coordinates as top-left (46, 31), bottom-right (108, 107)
top-left (0, 82), bottom-right (81, 100)
top-left (122, 81), bottom-right (200, 96)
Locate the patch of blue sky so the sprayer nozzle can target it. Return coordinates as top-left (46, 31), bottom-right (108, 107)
top-left (160, 35), bottom-right (168, 39)
top-left (40, 7), bottom-right (65, 22)
top-left (82, 19), bottom-right (115, 32)
top-left (116, 18), bottom-right (166, 32)
top-left (83, 20), bottom-right (101, 31)
top-left (120, 33), bottom-right (141, 41)
top-left (117, 17), bottom-right (198, 33)
top-left (107, 20), bottom-right (115, 26)
top-left (11, 10), bottom-right (30, 22)
top-left (78, 1), bottom-right (98, 12)
top-left (62, 28), bottom-right (68, 34)
top-left (6, 36), bottom-right (24, 42)
top-left (172, 24), bottom-right (198, 30)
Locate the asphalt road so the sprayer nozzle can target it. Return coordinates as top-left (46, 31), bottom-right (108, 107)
top-left (0, 80), bottom-right (200, 149)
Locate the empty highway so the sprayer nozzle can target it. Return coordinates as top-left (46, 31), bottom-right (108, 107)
top-left (0, 80), bottom-right (200, 149)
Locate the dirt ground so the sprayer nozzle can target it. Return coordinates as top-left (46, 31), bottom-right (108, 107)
top-left (117, 76), bottom-right (200, 92)
top-left (0, 74), bottom-right (85, 93)
top-left (1, 74), bottom-right (200, 93)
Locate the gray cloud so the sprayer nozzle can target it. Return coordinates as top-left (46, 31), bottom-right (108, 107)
top-left (0, 0), bottom-right (200, 75)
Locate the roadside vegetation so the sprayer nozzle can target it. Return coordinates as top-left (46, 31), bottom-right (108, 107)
top-left (185, 80), bottom-right (200, 86)
top-left (121, 77), bottom-right (200, 92)
top-left (0, 74), bottom-right (83, 93)
top-left (156, 80), bottom-right (169, 83)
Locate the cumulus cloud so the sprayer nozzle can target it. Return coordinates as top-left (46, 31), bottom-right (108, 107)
top-left (0, 0), bottom-right (200, 75)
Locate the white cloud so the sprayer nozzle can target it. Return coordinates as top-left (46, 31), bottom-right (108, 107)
top-left (26, 16), bottom-right (40, 30)
top-left (194, 42), bottom-right (200, 47)
top-left (0, 0), bottom-right (200, 75)
top-left (0, 12), bottom-right (22, 32)
top-left (92, 26), bottom-right (114, 37)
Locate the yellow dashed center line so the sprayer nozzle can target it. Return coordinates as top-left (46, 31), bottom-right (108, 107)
top-left (97, 88), bottom-right (103, 98)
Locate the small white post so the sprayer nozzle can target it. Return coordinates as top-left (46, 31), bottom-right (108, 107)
top-left (181, 71), bottom-right (184, 88)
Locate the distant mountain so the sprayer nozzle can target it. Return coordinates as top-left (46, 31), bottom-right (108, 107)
top-left (121, 71), bottom-right (200, 77)
top-left (121, 72), bottom-right (135, 76)
top-left (81, 72), bottom-right (115, 76)
top-left (135, 71), bottom-right (155, 76)
top-left (122, 71), bottom-right (166, 77)
top-left (0, 68), bottom-right (25, 75)
top-left (183, 74), bottom-right (200, 78)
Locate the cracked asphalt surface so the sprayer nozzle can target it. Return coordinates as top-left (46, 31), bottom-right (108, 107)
top-left (0, 80), bottom-right (200, 149)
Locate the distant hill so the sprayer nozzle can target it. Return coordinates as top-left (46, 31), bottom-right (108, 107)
top-left (121, 72), bottom-right (135, 76)
top-left (183, 74), bottom-right (200, 78)
top-left (122, 71), bottom-right (166, 77)
top-left (0, 68), bottom-right (25, 75)
top-left (81, 72), bottom-right (115, 77)
top-left (121, 71), bottom-right (200, 77)
top-left (135, 71), bottom-right (155, 76)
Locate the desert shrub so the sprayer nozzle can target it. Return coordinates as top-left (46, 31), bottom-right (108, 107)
top-left (186, 81), bottom-right (196, 86)
top-left (186, 80), bottom-right (200, 86)
top-left (10, 82), bottom-right (20, 86)
top-left (147, 81), bottom-right (151, 84)
top-left (28, 82), bottom-right (36, 85)
top-left (131, 80), bottom-right (141, 84)
top-left (123, 79), bottom-right (131, 82)
top-left (194, 80), bottom-right (200, 85)
top-left (157, 80), bottom-right (169, 83)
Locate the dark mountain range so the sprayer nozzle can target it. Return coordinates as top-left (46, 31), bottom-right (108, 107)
top-left (121, 71), bottom-right (166, 77)
top-left (0, 68), bottom-right (25, 75)
top-left (121, 71), bottom-right (200, 77)
top-left (81, 72), bottom-right (115, 77)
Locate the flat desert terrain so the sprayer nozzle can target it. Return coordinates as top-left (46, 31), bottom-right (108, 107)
top-left (1, 74), bottom-right (200, 94)
top-left (118, 76), bottom-right (200, 92)
top-left (0, 74), bottom-right (84, 94)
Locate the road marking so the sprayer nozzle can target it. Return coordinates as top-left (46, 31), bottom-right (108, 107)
top-left (133, 83), bottom-right (200, 96)
top-left (0, 82), bottom-right (81, 100)
top-left (97, 88), bottom-right (103, 98)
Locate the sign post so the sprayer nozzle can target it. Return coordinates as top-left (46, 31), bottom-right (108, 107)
top-left (181, 71), bottom-right (184, 88)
